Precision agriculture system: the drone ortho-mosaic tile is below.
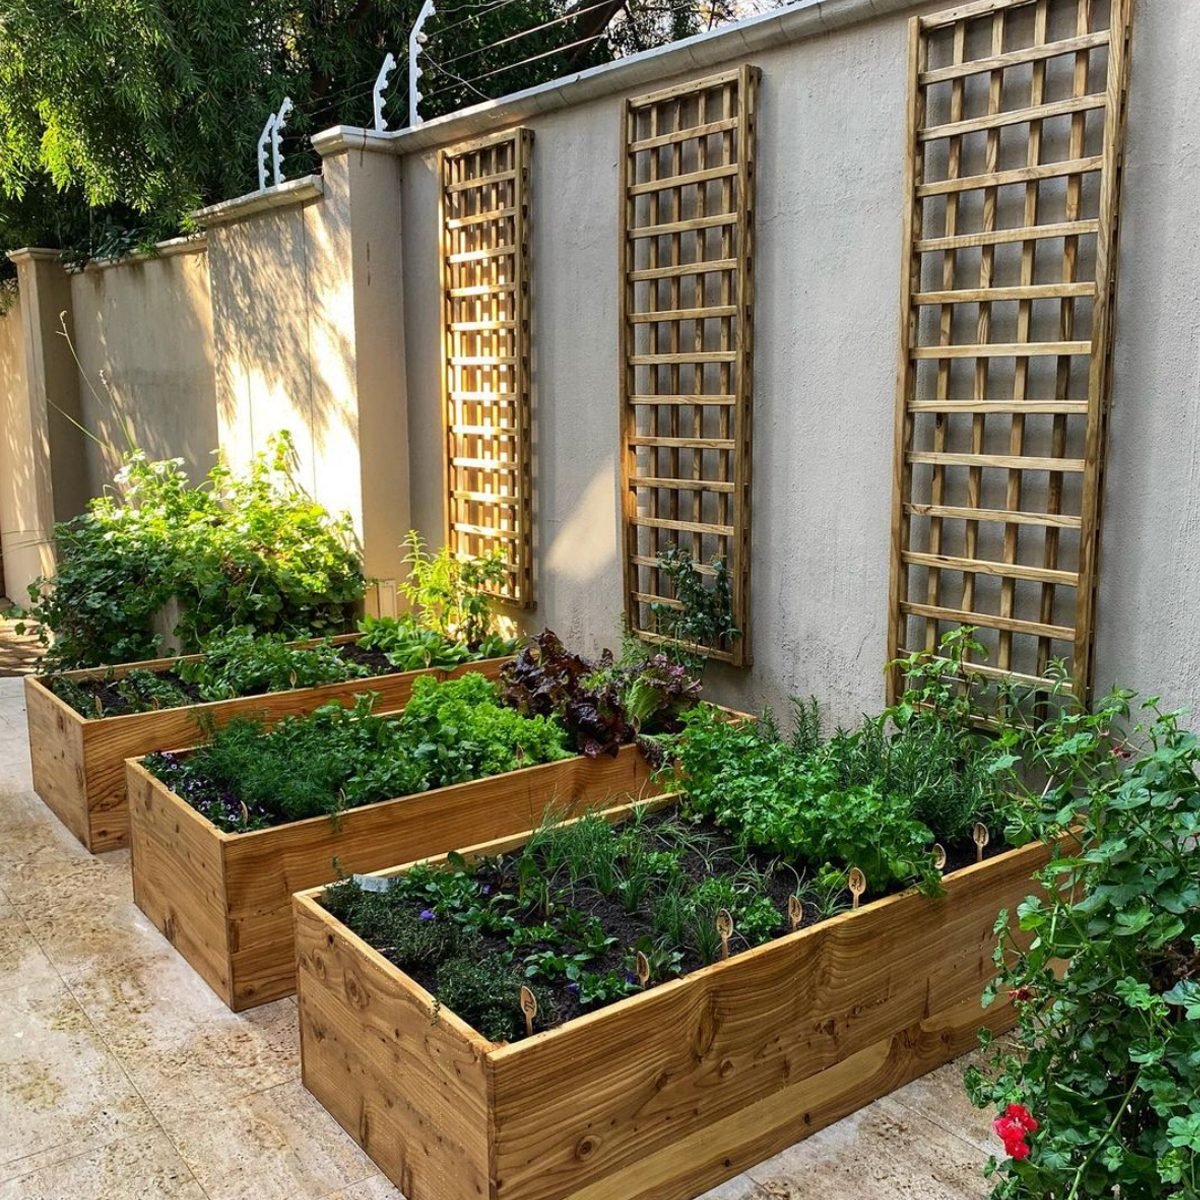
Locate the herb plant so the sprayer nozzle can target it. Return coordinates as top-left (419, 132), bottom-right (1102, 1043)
top-left (357, 613), bottom-right (517, 671)
top-left (400, 531), bottom-right (510, 646)
top-left (967, 701), bottom-right (1200, 1200)
top-left (175, 629), bottom-right (370, 701)
top-left (321, 811), bottom-right (800, 1041)
top-left (145, 674), bottom-right (570, 832)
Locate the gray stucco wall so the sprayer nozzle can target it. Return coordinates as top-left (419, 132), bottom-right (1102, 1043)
top-left (400, 0), bottom-right (1200, 724)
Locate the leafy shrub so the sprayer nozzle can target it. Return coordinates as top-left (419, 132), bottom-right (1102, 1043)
top-left (23, 434), bottom-right (364, 669)
top-left (967, 702), bottom-right (1200, 1199)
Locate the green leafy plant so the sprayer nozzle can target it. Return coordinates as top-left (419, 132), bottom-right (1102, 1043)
top-left (145, 673), bottom-right (570, 832)
top-left (357, 613), bottom-right (517, 671)
top-left (649, 544), bottom-right (740, 659)
top-left (176, 629), bottom-right (370, 701)
top-left (23, 434), bottom-right (364, 669)
top-left (400, 531), bottom-right (509, 647)
top-left (967, 701), bottom-right (1200, 1200)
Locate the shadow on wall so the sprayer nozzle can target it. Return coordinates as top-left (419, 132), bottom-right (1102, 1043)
top-left (207, 200), bottom-right (357, 507)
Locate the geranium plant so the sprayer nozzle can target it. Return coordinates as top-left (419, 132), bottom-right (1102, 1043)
top-left (968, 702), bottom-right (1200, 1199)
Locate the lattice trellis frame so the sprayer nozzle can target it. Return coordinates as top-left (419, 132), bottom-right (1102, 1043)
top-left (619, 67), bottom-right (758, 666)
top-left (887, 0), bottom-right (1132, 702)
top-left (439, 128), bottom-right (535, 607)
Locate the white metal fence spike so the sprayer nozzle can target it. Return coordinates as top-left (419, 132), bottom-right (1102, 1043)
top-left (271, 97), bottom-right (294, 188)
top-left (409, 0), bottom-right (437, 129)
top-left (373, 52), bottom-right (398, 131)
top-left (257, 112), bottom-right (277, 192)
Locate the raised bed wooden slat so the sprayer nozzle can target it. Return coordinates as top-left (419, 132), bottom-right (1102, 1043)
top-left (25, 634), bottom-right (509, 852)
top-left (295, 814), bottom-right (1055, 1200)
top-left (130, 742), bottom-right (664, 1011)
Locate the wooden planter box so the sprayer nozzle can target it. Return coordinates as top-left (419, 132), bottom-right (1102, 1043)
top-left (294, 815), bottom-right (1055, 1200)
top-left (129, 744), bottom-right (663, 1011)
top-left (26, 635), bottom-right (509, 852)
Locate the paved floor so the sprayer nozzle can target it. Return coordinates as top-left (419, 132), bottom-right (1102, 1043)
top-left (0, 675), bottom-right (998, 1200)
top-left (0, 607), bottom-right (40, 677)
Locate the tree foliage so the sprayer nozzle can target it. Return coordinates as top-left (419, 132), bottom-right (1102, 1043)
top-left (0, 0), bottom-right (740, 276)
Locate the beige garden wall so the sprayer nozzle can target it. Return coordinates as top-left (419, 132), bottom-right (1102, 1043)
top-left (68, 240), bottom-right (218, 490)
top-left (0, 295), bottom-right (50, 600)
top-left (393, 0), bottom-right (1200, 724)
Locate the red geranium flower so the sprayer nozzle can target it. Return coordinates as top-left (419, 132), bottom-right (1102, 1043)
top-left (1009, 986), bottom-right (1034, 1004)
top-left (994, 1104), bottom-right (1038, 1161)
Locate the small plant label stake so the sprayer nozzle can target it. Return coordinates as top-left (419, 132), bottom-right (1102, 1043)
top-left (635, 951), bottom-right (651, 989)
top-left (716, 909), bottom-right (734, 961)
top-left (848, 867), bottom-right (867, 912)
top-left (519, 985), bottom-right (538, 1038)
top-left (973, 822), bottom-right (990, 864)
top-left (932, 843), bottom-right (948, 873)
top-left (788, 894), bottom-right (803, 932)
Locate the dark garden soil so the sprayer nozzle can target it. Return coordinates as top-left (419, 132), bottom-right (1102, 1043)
top-left (47, 640), bottom-right (406, 717)
top-left (334, 811), bottom-right (1010, 1037)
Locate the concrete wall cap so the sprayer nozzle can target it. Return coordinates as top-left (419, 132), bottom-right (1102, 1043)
top-left (72, 235), bottom-right (208, 275)
top-left (193, 176), bottom-right (325, 228)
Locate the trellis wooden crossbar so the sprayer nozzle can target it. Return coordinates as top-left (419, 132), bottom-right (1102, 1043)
top-left (888, 0), bottom-right (1132, 701)
top-left (619, 67), bottom-right (758, 666)
top-left (439, 128), bottom-right (535, 607)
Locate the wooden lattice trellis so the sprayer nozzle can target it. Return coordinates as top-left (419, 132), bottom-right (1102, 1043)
top-left (439, 128), bottom-right (534, 607)
top-left (619, 67), bottom-right (758, 666)
top-left (887, 0), bottom-right (1132, 702)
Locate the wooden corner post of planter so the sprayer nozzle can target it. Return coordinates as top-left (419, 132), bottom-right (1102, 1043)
top-left (296, 815), bottom-right (1059, 1200)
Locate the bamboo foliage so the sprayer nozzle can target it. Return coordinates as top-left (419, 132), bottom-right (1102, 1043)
top-left (439, 128), bottom-right (535, 607)
top-left (888, 0), bottom-right (1132, 701)
top-left (619, 67), bottom-right (758, 666)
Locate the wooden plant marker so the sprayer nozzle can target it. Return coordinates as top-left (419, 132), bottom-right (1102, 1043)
top-left (932, 843), bottom-right (948, 872)
top-left (848, 867), bottom-right (867, 912)
top-left (716, 909), bottom-right (734, 961)
top-left (973, 823), bottom-right (990, 864)
top-left (787, 894), bottom-right (803, 931)
top-left (635, 950), bottom-right (651, 988)
top-left (519, 985), bottom-right (538, 1038)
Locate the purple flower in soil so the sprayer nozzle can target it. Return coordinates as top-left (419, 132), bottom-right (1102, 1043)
top-left (419, 909), bottom-right (436, 921)
top-left (567, 982), bottom-right (581, 996)
top-left (481, 885), bottom-right (492, 896)
top-left (625, 972), bottom-right (638, 987)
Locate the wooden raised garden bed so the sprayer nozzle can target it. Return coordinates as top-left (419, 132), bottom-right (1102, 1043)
top-left (26, 635), bottom-right (509, 852)
top-left (128, 744), bottom-right (666, 1011)
top-left (294, 804), bottom-right (1055, 1200)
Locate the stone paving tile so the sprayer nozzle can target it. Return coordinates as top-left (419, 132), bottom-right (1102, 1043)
top-left (746, 1097), bottom-right (990, 1200)
top-left (0, 1130), bottom-right (205, 1199)
top-left (321, 1177), bottom-right (406, 1200)
top-left (0, 900), bottom-right (57, 993)
top-left (157, 1079), bottom-right (380, 1200)
top-left (64, 946), bottom-right (301, 1119)
top-left (18, 889), bottom-right (168, 976)
top-left (888, 1051), bottom-right (997, 1156)
top-left (0, 976), bottom-right (158, 1183)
